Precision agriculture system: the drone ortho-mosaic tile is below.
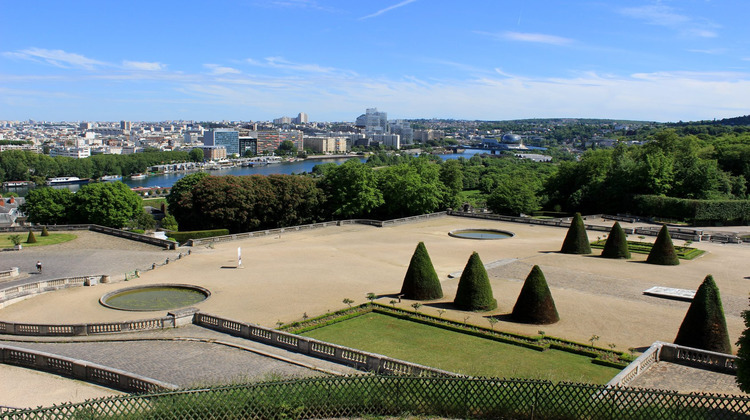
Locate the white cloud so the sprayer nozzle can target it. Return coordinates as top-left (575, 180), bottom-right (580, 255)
top-left (359, 0), bottom-right (417, 20)
top-left (618, 5), bottom-right (718, 38)
top-left (246, 56), bottom-right (356, 76)
top-left (476, 31), bottom-right (574, 46)
top-left (204, 64), bottom-right (241, 75)
top-left (3, 47), bottom-right (105, 70)
top-left (123, 61), bottom-right (166, 71)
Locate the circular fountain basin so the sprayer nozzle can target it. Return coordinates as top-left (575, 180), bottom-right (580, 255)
top-left (448, 229), bottom-right (515, 240)
top-left (100, 284), bottom-right (210, 311)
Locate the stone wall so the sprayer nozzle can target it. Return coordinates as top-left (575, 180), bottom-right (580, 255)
top-left (0, 344), bottom-right (178, 393)
top-left (193, 312), bottom-right (457, 377)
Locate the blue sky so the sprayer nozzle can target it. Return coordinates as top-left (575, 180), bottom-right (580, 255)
top-left (1, 0), bottom-right (749, 122)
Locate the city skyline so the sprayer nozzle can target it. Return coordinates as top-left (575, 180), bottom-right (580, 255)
top-left (2, 0), bottom-right (749, 123)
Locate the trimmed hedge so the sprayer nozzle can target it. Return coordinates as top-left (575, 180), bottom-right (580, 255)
top-left (400, 242), bottom-right (443, 300)
top-left (454, 252), bottom-right (498, 311)
top-left (26, 229), bottom-right (37, 244)
top-left (560, 213), bottom-right (591, 254)
top-left (600, 222), bottom-right (631, 259)
top-left (646, 225), bottom-right (680, 265)
top-left (674, 275), bottom-right (732, 353)
top-left (168, 229), bottom-right (230, 243)
top-left (511, 265), bottom-right (560, 324)
top-left (633, 195), bottom-right (750, 225)
top-left (591, 240), bottom-right (704, 260)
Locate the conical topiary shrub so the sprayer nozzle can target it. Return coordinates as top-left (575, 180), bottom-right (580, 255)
top-left (674, 275), bottom-right (731, 353)
top-left (601, 222), bottom-right (630, 259)
top-left (454, 252), bottom-right (497, 312)
top-left (560, 213), bottom-right (591, 254)
top-left (511, 265), bottom-right (559, 324)
top-left (41, 226), bottom-right (49, 237)
top-left (400, 242), bottom-right (443, 300)
top-left (736, 298), bottom-right (750, 393)
top-left (26, 229), bottom-right (37, 244)
top-left (646, 225), bottom-right (679, 265)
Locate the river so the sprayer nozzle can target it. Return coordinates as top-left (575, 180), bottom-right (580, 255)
top-left (2, 150), bottom-right (485, 194)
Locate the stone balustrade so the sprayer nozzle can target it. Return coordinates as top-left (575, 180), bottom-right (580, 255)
top-left (0, 344), bottom-right (178, 393)
top-left (188, 213), bottom-right (448, 246)
top-left (606, 341), bottom-right (738, 388)
top-left (0, 267), bottom-right (19, 279)
top-left (0, 274), bottom-right (199, 335)
top-left (193, 312), bottom-right (457, 377)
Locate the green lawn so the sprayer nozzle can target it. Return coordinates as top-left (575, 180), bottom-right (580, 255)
top-left (143, 197), bottom-right (167, 209)
top-left (1, 233), bottom-right (77, 248)
top-left (457, 189), bottom-right (487, 208)
top-left (303, 312), bottom-right (619, 384)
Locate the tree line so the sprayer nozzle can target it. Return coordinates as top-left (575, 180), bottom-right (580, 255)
top-left (0, 149), bottom-right (191, 184)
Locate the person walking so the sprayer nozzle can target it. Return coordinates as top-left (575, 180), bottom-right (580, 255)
top-left (36, 260), bottom-right (42, 273)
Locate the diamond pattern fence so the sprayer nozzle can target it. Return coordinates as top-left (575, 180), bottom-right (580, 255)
top-left (2, 376), bottom-right (748, 420)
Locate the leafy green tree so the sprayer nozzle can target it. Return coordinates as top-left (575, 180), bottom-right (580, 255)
top-left (487, 177), bottom-right (541, 216)
top-left (161, 214), bottom-right (179, 231)
top-left (377, 159), bottom-right (445, 218)
top-left (320, 159), bottom-right (383, 218)
top-left (166, 172), bottom-right (211, 230)
top-left (560, 213), bottom-right (591, 254)
top-left (646, 225), bottom-right (679, 265)
top-left (20, 187), bottom-right (74, 225)
top-left (674, 275), bottom-right (731, 353)
top-left (128, 210), bottom-right (156, 230)
top-left (266, 174), bottom-right (325, 228)
top-left (189, 148), bottom-right (204, 162)
top-left (71, 182), bottom-right (142, 228)
top-left (439, 159), bottom-right (464, 209)
top-left (601, 222), bottom-right (631, 259)
top-left (511, 265), bottom-right (559, 324)
top-left (736, 298), bottom-right (750, 392)
top-left (400, 242), bottom-right (443, 300)
top-left (276, 140), bottom-right (297, 156)
top-left (454, 252), bottom-right (497, 311)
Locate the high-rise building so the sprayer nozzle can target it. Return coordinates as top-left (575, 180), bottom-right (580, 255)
top-left (120, 120), bottom-right (132, 131)
top-left (355, 108), bottom-right (388, 135)
top-left (389, 120), bottom-right (413, 144)
top-left (203, 128), bottom-right (240, 155)
top-left (294, 112), bottom-right (309, 124)
top-left (273, 116), bottom-right (292, 125)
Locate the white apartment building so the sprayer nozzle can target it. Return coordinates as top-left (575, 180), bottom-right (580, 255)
top-left (49, 147), bottom-right (91, 159)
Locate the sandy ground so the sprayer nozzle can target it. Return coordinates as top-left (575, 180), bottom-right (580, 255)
top-left (2, 216), bottom-right (748, 353)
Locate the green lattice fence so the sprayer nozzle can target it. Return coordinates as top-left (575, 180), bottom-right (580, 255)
top-left (2, 376), bottom-right (748, 419)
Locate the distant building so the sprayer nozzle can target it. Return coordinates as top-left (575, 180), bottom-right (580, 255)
top-left (355, 108), bottom-right (388, 135)
top-left (239, 136), bottom-right (257, 156)
top-left (120, 120), bottom-right (132, 131)
top-left (273, 116), bottom-right (292, 125)
top-left (294, 112), bottom-right (308, 124)
top-left (253, 129), bottom-right (303, 153)
top-left (413, 129), bottom-right (444, 143)
top-left (369, 133), bottom-right (400, 149)
top-left (49, 147), bottom-right (91, 159)
top-left (199, 145), bottom-right (227, 161)
top-left (203, 128), bottom-right (239, 155)
top-left (389, 120), bottom-right (413, 144)
top-left (304, 136), bottom-right (349, 153)
top-left (79, 122), bottom-right (92, 130)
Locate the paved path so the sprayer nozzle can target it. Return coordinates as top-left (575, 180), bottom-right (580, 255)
top-left (628, 362), bottom-right (743, 395)
top-left (1, 230), bottom-right (181, 288)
